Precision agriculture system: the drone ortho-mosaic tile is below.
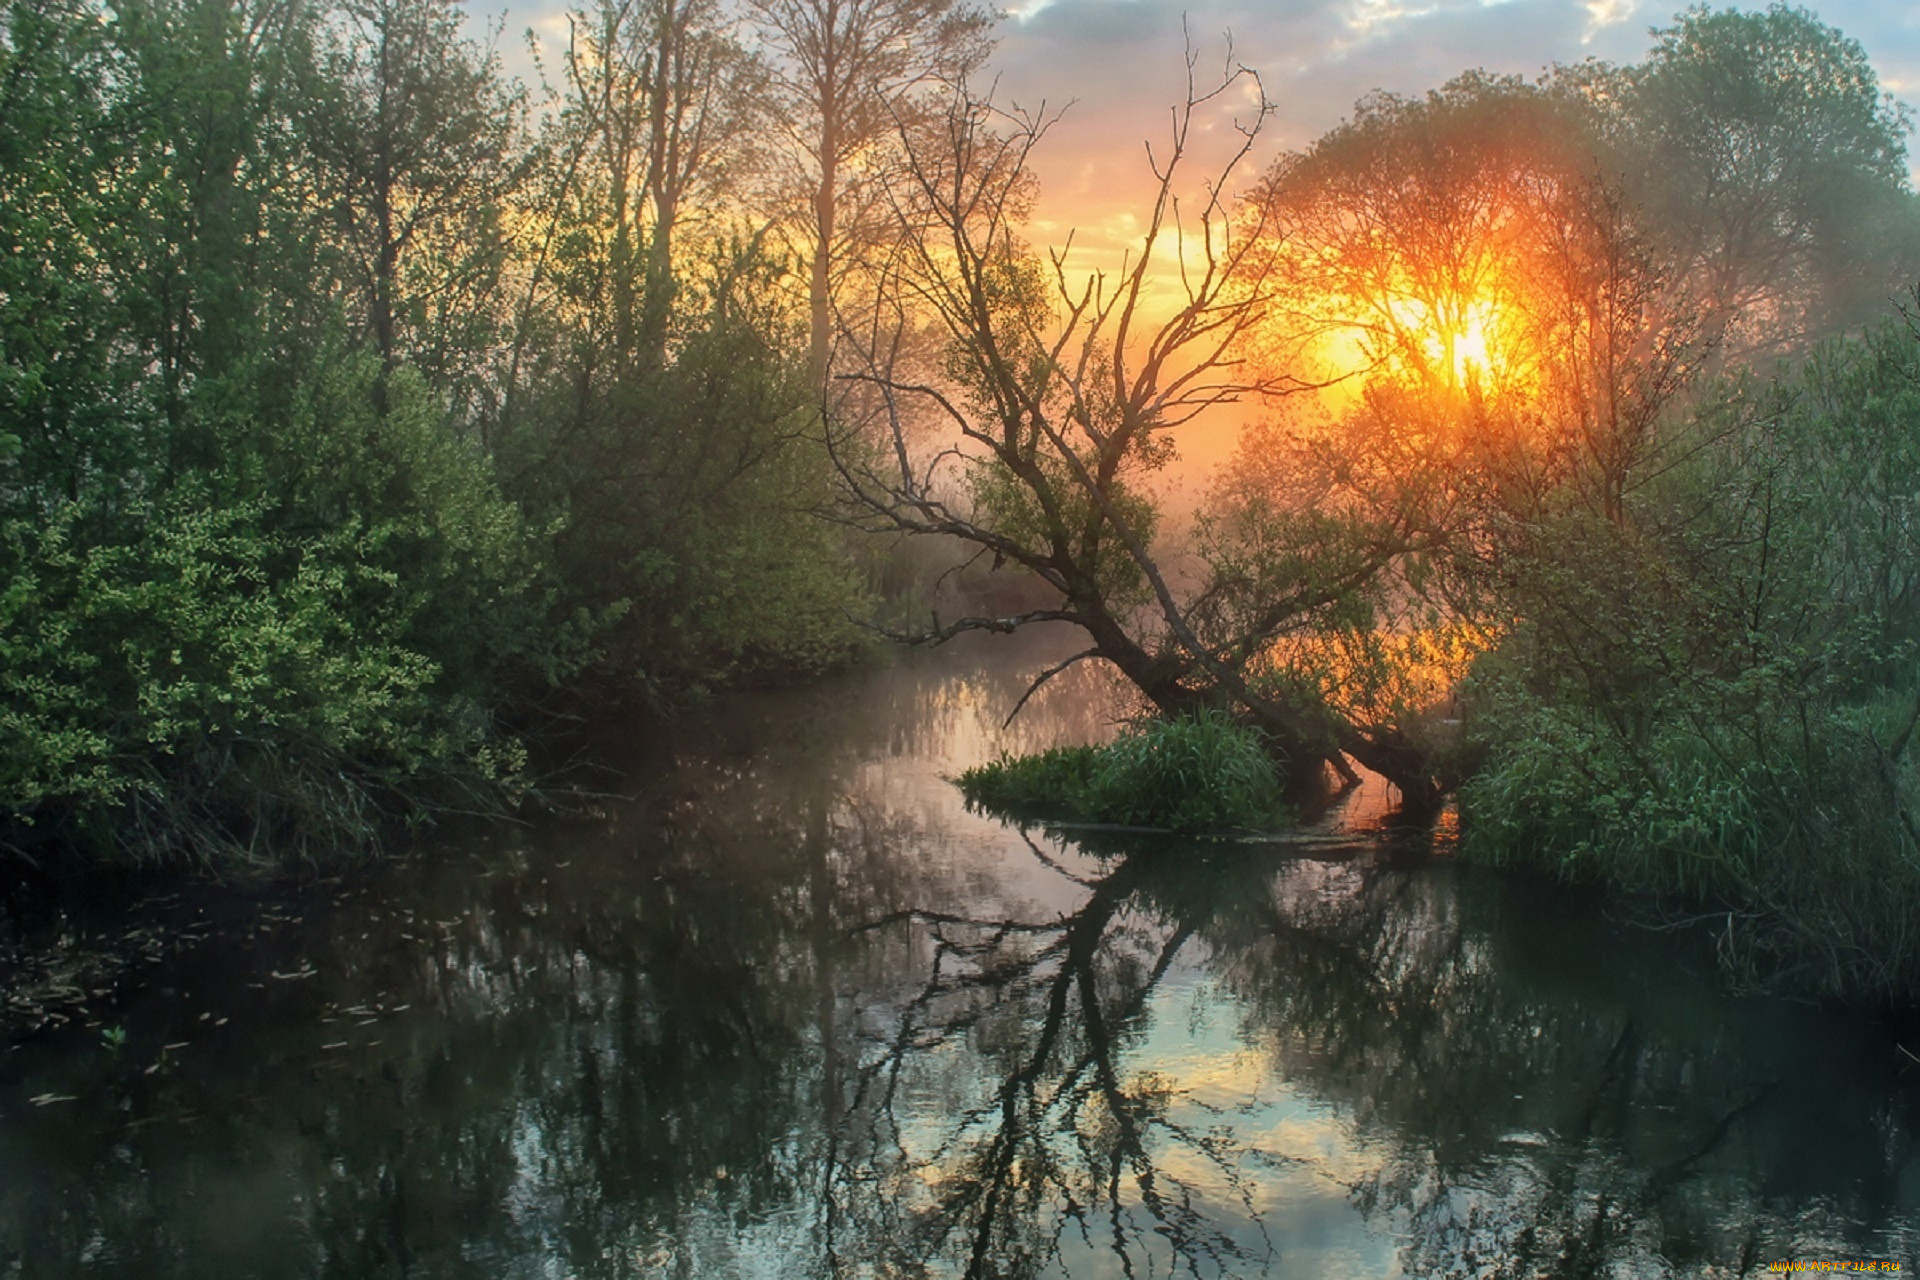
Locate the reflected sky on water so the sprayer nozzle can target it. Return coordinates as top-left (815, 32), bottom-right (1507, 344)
top-left (2, 626), bottom-right (1918, 1277)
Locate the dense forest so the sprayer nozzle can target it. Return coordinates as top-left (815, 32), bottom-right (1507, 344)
top-left (5, 0), bottom-right (1920, 1000)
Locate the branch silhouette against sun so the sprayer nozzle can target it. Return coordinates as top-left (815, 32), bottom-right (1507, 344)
top-left (826, 41), bottom-right (1447, 803)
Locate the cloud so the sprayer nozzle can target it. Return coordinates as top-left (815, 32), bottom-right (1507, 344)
top-left (1580, 0), bottom-right (1645, 43)
top-left (470, 0), bottom-right (1920, 218)
top-left (976, 0), bottom-right (1920, 238)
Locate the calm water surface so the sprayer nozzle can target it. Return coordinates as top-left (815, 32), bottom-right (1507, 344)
top-left (3, 628), bottom-right (1919, 1277)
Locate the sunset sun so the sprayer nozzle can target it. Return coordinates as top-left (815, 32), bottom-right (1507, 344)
top-left (1311, 282), bottom-right (1532, 400)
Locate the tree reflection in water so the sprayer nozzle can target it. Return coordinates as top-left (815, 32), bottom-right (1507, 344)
top-left (829, 837), bottom-right (1272, 1277)
top-left (3, 639), bottom-right (1917, 1277)
top-left (824, 825), bottom-right (1920, 1278)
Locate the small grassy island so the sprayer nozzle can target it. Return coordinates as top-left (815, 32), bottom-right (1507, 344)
top-left (956, 710), bottom-right (1290, 833)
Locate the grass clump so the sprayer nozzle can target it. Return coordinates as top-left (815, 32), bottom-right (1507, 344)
top-left (956, 744), bottom-right (1106, 819)
top-left (957, 709), bottom-right (1288, 833)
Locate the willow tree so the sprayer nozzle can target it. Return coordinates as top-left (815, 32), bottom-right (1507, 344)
top-left (829, 50), bottom-right (1444, 803)
top-left (1243, 72), bottom-right (1701, 525)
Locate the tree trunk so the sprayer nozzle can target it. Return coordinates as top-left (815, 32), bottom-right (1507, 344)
top-left (808, 129), bottom-right (837, 390)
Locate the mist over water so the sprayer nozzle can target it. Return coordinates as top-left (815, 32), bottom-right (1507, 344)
top-left (2, 629), bottom-right (1916, 1277)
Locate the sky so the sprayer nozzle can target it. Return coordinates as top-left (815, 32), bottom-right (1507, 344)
top-left (982, 0), bottom-right (1920, 258)
top-left (486, 0), bottom-right (1919, 249)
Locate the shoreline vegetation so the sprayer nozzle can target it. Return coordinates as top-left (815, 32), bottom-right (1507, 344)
top-left (956, 710), bottom-right (1290, 834)
top-left (6, 0), bottom-right (1920, 1004)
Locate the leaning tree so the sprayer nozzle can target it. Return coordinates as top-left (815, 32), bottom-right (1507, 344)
top-left (827, 47), bottom-right (1448, 805)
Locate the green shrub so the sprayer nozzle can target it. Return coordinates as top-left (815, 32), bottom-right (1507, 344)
top-left (495, 244), bottom-right (865, 697)
top-left (0, 486), bottom-right (528, 866)
top-left (1458, 673), bottom-right (1920, 1001)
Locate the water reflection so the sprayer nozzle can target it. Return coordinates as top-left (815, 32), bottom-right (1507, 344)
top-left (826, 816), bottom-right (1920, 1277)
top-left (1, 631), bottom-right (1917, 1277)
top-left (828, 840), bottom-right (1303, 1278)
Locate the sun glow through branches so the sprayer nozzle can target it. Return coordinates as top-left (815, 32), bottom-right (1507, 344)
top-left (1313, 276), bottom-right (1536, 403)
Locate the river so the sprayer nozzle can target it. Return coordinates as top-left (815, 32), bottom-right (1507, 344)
top-left (2, 627), bottom-right (1917, 1277)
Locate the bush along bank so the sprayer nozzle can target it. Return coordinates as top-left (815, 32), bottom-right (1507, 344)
top-left (1450, 318), bottom-right (1920, 1006)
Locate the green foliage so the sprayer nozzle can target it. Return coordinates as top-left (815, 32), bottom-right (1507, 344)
top-left (0, 487), bottom-right (526, 864)
top-left (1089, 711), bottom-right (1291, 831)
top-left (955, 744), bottom-right (1105, 820)
top-left (497, 241), bottom-right (865, 695)
top-left (0, 0), bottom-right (152, 503)
top-left (969, 455), bottom-right (1159, 611)
top-left (1587, 2), bottom-right (1920, 348)
top-left (1457, 314), bottom-right (1920, 1001)
top-left (294, 0), bottom-right (527, 384)
top-left (268, 352), bottom-right (556, 692)
top-left (1461, 661), bottom-right (1920, 1001)
top-left (958, 710), bottom-right (1288, 833)
top-left (0, 0), bottom-right (862, 869)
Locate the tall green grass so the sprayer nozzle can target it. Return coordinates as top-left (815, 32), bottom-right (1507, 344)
top-left (957, 709), bottom-right (1289, 832)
